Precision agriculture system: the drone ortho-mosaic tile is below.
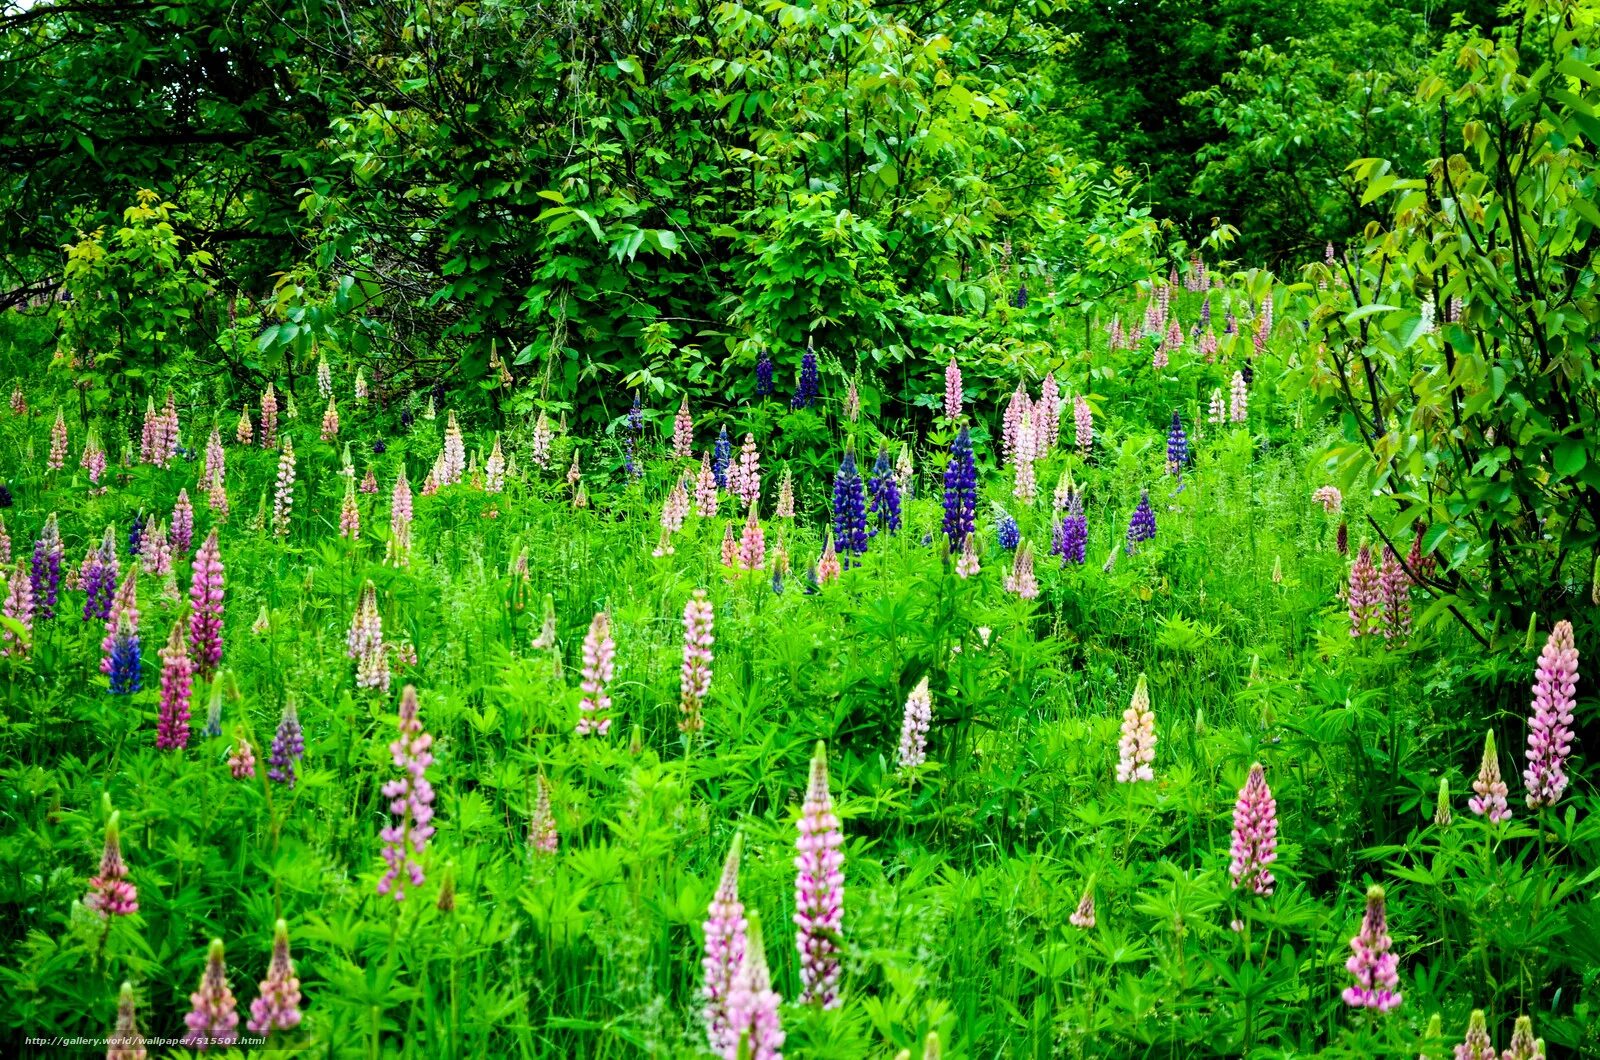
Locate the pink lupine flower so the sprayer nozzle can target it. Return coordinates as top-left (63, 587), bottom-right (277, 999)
top-left (727, 912), bottom-right (785, 1060)
top-left (943, 356), bottom-right (963, 420)
top-left (1502, 1015), bottom-right (1542, 1060)
top-left (530, 773), bottom-right (558, 854)
top-left (531, 411), bottom-right (553, 469)
top-left (246, 919), bottom-right (303, 1035)
top-left (794, 740), bottom-right (844, 1008)
top-left (339, 480), bottom-right (360, 540)
top-left (81, 428), bottom-right (106, 485)
top-left (157, 620), bottom-right (194, 750)
top-left (0, 515), bottom-right (8, 566)
top-left (1452, 1010), bottom-right (1496, 1060)
top-left (206, 465), bottom-right (229, 522)
top-left (1012, 412), bottom-right (1037, 503)
top-left (815, 529), bottom-right (841, 585)
top-left (719, 524), bottom-right (738, 569)
top-left (1468, 730), bottom-right (1512, 823)
top-left (320, 396), bottom-right (339, 441)
top-left (360, 468), bottom-right (378, 494)
top-left (347, 581), bottom-right (388, 692)
top-left (566, 450), bottom-right (582, 491)
top-left (1229, 371), bottom-right (1249, 422)
top-left (378, 685), bottom-right (435, 900)
top-left (1001, 385), bottom-right (1027, 467)
top-left (236, 407), bottom-right (253, 446)
top-left (484, 434), bottom-right (506, 494)
top-left (955, 532), bottom-right (980, 579)
top-left (108, 981), bottom-right (146, 1060)
top-left (776, 465), bottom-right (795, 519)
top-left (696, 452), bottom-right (720, 519)
top-left (189, 529), bottom-right (224, 679)
top-left (1379, 548), bottom-right (1412, 643)
top-left (2, 557), bottom-right (34, 659)
top-left (731, 434), bottom-right (761, 509)
top-left (1348, 546), bottom-right (1381, 638)
top-left (1004, 540), bottom-right (1039, 599)
top-left (1037, 372), bottom-right (1061, 452)
top-left (575, 611), bottom-right (615, 736)
top-left (1109, 315), bottom-right (1125, 350)
top-left (1229, 764), bottom-right (1278, 895)
top-left (440, 411), bottom-right (466, 486)
top-left (662, 476), bottom-right (690, 536)
top-left (1312, 485), bottom-right (1343, 514)
top-left (386, 470), bottom-right (413, 567)
top-left (1342, 884), bottom-right (1401, 1012)
top-left (229, 729), bottom-right (257, 779)
top-left (1073, 395), bottom-right (1093, 456)
top-left (260, 384), bottom-right (278, 448)
top-left (1524, 620), bottom-right (1578, 809)
top-left (157, 391), bottom-right (181, 465)
top-left (140, 397), bottom-right (160, 465)
top-left (85, 811), bottom-right (138, 917)
top-left (845, 377), bottom-right (861, 422)
top-left (702, 833), bottom-right (747, 1056)
top-left (184, 938), bottom-right (240, 1050)
top-left (679, 589), bottom-right (714, 733)
top-left (673, 397), bottom-right (694, 458)
top-left (355, 367), bottom-right (368, 403)
top-left (48, 409), bottom-right (67, 470)
top-left (1116, 673), bottom-right (1156, 783)
top-left (142, 520), bottom-right (171, 578)
top-left (896, 676), bottom-right (932, 770)
top-left (1068, 883), bottom-right (1095, 929)
top-left (9, 383), bottom-right (25, 417)
top-left (172, 488), bottom-right (194, 556)
top-left (738, 503), bottom-right (765, 572)
top-left (271, 437), bottom-right (296, 538)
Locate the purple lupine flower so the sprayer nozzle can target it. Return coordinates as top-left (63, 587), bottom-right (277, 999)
top-left (575, 611), bottom-right (615, 736)
top-left (1125, 491), bottom-right (1156, 554)
top-left (702, 833), bottom-right (747, 1057)
top-left (82, 527), bottom-right (119, 623)
top-left (127, 510), bottom-right (145, 558)
top-left (995, 508), bottom-right (1020, 552)
top-left (866, 449), bottom-right (901, 533)
top-left (1336, 521), bottom-right (1348, 555)
top-left (246, 920), bottom-right (303, 1036)
top-left (896, 676), bottom-right (933, 770)
top-left (85, 810), bottom-right (139, 917)
top-left (184, 939), bottom-right (240, 1050)
top-left (1348, 546), bottom-right (1381, 638)
top-left (1468, 729), bottom-right (1511, 823)
top-left (791, 342), bottom-right (820, 409)
top-left (726, 912), bottom-right (785, 1060)
top-left (1053, 489), bottom-right (1087, 566)
top-left (794, 740), bottom-right (843, 1008)
top-left (172, 489), bottom-right (194, 556)
top-left (31, 513), bottom-right (63, 621)
top-left (1200, 296), bottom-right (1211, 330)
top-left (157, 621), bottom-right (193, 750)
top-left (1012, 281), bottom-right (1028, 309)
top-left (267, 702), bottom-right (305, 787)
top-left (1229, 764), bottom-right (1278, 895)
top-left (108, 611), bottom-right (141, 696)
top-left (1524, 620), bottom-right (1578, 809)
top-left (942, 428), bottom-right (977, 550)
top-left (1342, 885), bottom-right (1401, 1012)
top-left (189, 529), bottom-right (224, 679)
top-left (831, 449), bottom-right (869, 567)
top-left (1166, 410), bottom-right (1189, 475)
top-left (755, 349), bottom-right (775, 397)
top-left (378, 685), bottom-right (436, 900)
top-left (712, 427), bottom-right (732, 490)
top-left (108, 982), bottom-right (145, 1060)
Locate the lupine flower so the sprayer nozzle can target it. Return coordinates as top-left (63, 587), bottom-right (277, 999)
top-left (82, 428), bottom-right (107, 486)
top-left (236, 406), bottom-right (254, 446)
top-left (268, 702), bottom-right (305, 787)
top-left (576, 611), bottom-right (615, 736)
top-left (776, 465), bottom-right (795, 519)
top-left (943, 356), bottom-right (963, 420)
top-left (386, 470), bottom-right (413, 567)
top-left (320, 396), bottom-right (339, 442)
top-left (1125, 491), bottom-right (1156, 554)
top-left (1013, 411), bottom-right (1038, 503)
top-left (673, 397), bottom-right (694, 458)
top-left (1348, 546), bottom-right (1382, 638)
top-left (896, 676), bottom-right (933, 770)
top-left (1116, 673), bottom-right (1157, 783)
top-left (1053, 489), bottom-right (1087, 566)
top-left (1524, 621), bottom-right (1578, 809)
top-left (1502, 1015), bottom-right (1543, 1060)
top-left (1378, 548), bottom-right (1412, 643)
top-left (686, 453), bottom-right (718, 520)
top-left (1074, 395), bottom-right (1093, 456)
top-left (3, 557), bottom-right (36, 658)
top-left (48, 408), bottom-right (67, 470)
top-left (360, 467), bottom-right (378, 495)
top-left (247, 919), bottom-right (303, 1035)
top-left (1337, 521), bottom-right (1349, 555)
top-left (484, 434), bottom-right (506, 494)
top-left (0, 514), bottom-right (7, 566)
top-left (1229, 764), bottom-right (1278, 895)
top-left (995, 507), bottom-right (1020, 551)
top-left (955, 533), bottom-right (981, 578)
top-left (126, 511), bottom-right (146, 560)
top-left (894, 446), bottom-right (914, 498)
top-left (1001, 386), bottom-right (1027, 467)
top-left (86, 810), bottom-right (138, 917)
top-left (738, 502), bottom-right (766, 572)
top-left (1207, 387), bottom-right (1226, 425)
top-left (1312, 485), bottom-right (1343, 514)
top-left (156, 621), bottom-right (194, 750)
top-left (661, 476), bottom-right (690, 539)
top-left (31, 513), bottom-right (62, 620)
top-left (348, 581), bottom-right (388, 692)
top-left (316, 354), bottom-right (333, 398)
top-left (712, 427), bottom-right (732, 490)
top-left (108, 981), bottom-right (146, 1060)
top-left (815, 529), bottom-right (841, 585)
top-left (440, 411), bottom-right (466, 485)
top-left (83, 527), bottom-right (119, 623)
top-left (354, 368), bottom-right (368, 402)
top-left (516, 771), bottom-right (557, 859)
top-left (1342, 885), bottom-right (1401, 1012)
top-left (271, 439), bottom-right (296, 538)
top-left (1067, 882), bottom-right (1096, 929)
top-left (794, 740), bottom-right (843, 1008)
top-left (727, 912), bottom-right (785, 1060)
top-left (189, 529), bottom-right (224, 678)
top-left (1407, 525), bottom-right (1436, 581)
top-left (1468, 730), bottom-right (1512, 823)
top-left (378, 685), bottom-right (435, 900)
top-left (1004, 540), bottom-right (1039, 598)
top-left (249, 603), bottom-right (270, 636)
top-left (942, 428), bottom-right (978, 549)
top-left (702, 833), bottom-right (747, 1056)
top-left (623, 391), bottom-right (643, 479)
top-left (720, 524), bottom-right (739, 569)
top-left (679, 590), bottom-right (714, 733)
top-left (1453, 1010), bottom-right (1495, 1060)
top-left (166, 492), bottom-right (194, 560)
top-left (100, 568), bottom-right (139, 675)
top-left (203, 425), bottom-right (226, 485)
top-left (1433, 777), bottom-right (1452, 827)
top-left (1037, 372), bottom-right (1061, 452)
top-left (1109, 315), bottom-right (1125, 350)
top-left (1229, 371), bottom-right (1249, 422)
top-left (791, 343), bottom-right (819, 409)
top-left (845, 377), bottom-right (860, 421)
top-left (8, 383), bottom-right (24, 417)
top-left (140, 397), bottom-right (161, 465)
top-left (339, 479), bottom-right (360, 540)
top-left (732, 434), bottom-right (761, 508)
top-left (184, 939), bottom-right (240, 1050)
top-left (1166, 411), bottom-right (1189, 475)
top-left (531, 410), bottom-right (553, 469)
top-left (832, 448), bottom-right (869, 566)
top-left (260, 384), bottom-right (278, 448)
top-left (755, 348), bottom-right (775, 397)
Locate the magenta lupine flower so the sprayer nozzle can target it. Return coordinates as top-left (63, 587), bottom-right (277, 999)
top-left (1004, 540), bottom-right (1039, 599)
top-left (575, 611), bottom-right (615, 736)
top-left (247, 919), bottom-right (303, 1036)
top-left (1348, 546), bottom-right (1382, 638)
top-left (728, 912), bottom-right (785, 1060)
top-left (1525, 620), bottom-right (1578, 809)
top-left (386, 470), bottom-right (413, 567)
top-left (1116, 674), bottom-right (1156, 783)
top-left (1073, 395), bottom-right (1093, 456)
top-left (815, 529), bottom-right (841, 585)
top-left (108, 981), bottom-right (146, 1060)
top-left (1229, 371), bottom-right (1249, 422)
top-left (156, 620), bottom-right (194, 750)
top-left (272, 438), bottom-right (296, 538)
top-left (702, 833), bottom-right (747, 1057)
top-left (1068, 883), bottom-right (1095, 929)
top-left (1229, 764), bottom-right (1278, 895)
top-left (1468, 730), bottom-right (1512, 823)
top-left (673, 397), bottom-right (694, 458)
top-left (100, 569), bottom-right (139, 675)
top-left (184, 938), bottom-right (240, 1050)
top-left (1379, 548), bottom-right (1412, 643)
top-left (1342, 884), bottom-right (1401, 1012)
top-left (339, 480), bottom-right (360, 540)
top-left (794, 740), bottom-right (844, 1008)
top-left (1312, 485), bottom-right (1343, 514)
top-left (85, 811), bottom-right (138, 917)
top-left (680, 590), bottom-right (714, 733)
top-left (140, 397), bottom-right (160, 465)
top-left (2, 557), bottom-right (35, 659)
top-left (944, 356), bottom-right (963, 420)
top-left (378, 685), bottom-right (435, 900)
top-left (695, 452), bottom-right (720, 519)
top-left (528, 773), bottom-right (559, 854)
top-left (48, 409), bottom-right (67, 470)
top-left (896, 676), bottom-right (933, 770)
top-left (189, 529), bottom-right (224, 679)
top-left (229, 729), bottom-right (257, 779)
top-left (171, 489), bottom-right (194, 556)
top-left (738, 503), bottom-right (765, 572)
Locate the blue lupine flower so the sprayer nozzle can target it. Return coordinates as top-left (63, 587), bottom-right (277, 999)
top-left (128, 511), bottom-right (145, 558)
top-left (867, 448), bottom-right (901, 533)
top-left (942, 428), bottom-right (977, 549)
top-left (108, 626), bottom-right (141, 695)
top-left (1199, 298), bottom-right (1211, 330)
top-left (996, 508), bottom-right (1020, 551)
top-left (1012, 283), bottom-right (1029, 310)
top-left (756, 349), bottom-right (774, 397)
top-left (1126, 490), bottom-right (1157, 554)
top-left (791, 345), bottom-right (820, 409)
top-left (1166, 411), bottom-right (1190, 474)
top-left (832, 449), bottom-right (869, 566)
top-left (1053, 491), bottom-right (1087, 566)
top-left (712, 426), bottom-right (732, 489)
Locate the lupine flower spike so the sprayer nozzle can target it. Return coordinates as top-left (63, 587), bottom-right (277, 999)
top-left (1342, 885), bottom-right (1401, 1012)
top-left (943, 356), bottom-right (962, 420)
top-left (246, 920), bottom-right (303, 1036)
top-left (386, 470), bottom-right (413, 567)
top-left (679, 590), bottom-right (714, 733)
top-left (896, 676), bottom-right (933, 770)
top-left (815, 529), bottom-right (841, 585)
top-left (378, 685), bottom-right (436, 900)
top-left (272, 437), bottom-right (296, 538)
top-left (727, 912), bottom-right (785, 1060)
top-left (108, 981), bottom-right (146, 1060)
top-left (1524, 620), bottom-right (1578, 809)
top-left (189, 529), bottom-right (224, 678)
top-left (942, 428), bottom-right (977, 550)
top-left (1069, 882), bottom-right (1096, 929)
top-left (1455, 1010), bottom-right (1494, 1060)
top-left (702, 833), bottom-right (747, 1057)
top-left (1468, 730), bottom-right (1512, 823)
top-left (673, 397), bottom-right (694, 458)
top-left (267, 702), bottom-right (305, 788)
top-left (530, 773), bottom-right (558, 854)
top-left (1116, 674), bottom-right (1157, 783)
top-left (86, 810), bottom-right (138, 917)
top-left (229, 729), bottom-right (257, 779)
top-left (183, 939), bottom-right (240, 1050)
top-left (1004, 540), bottom-right (1039, 599)
top-left (1502, 1015), bottom-right (1544, 1060)
top-left (832, 447), bottom-right (869, 567)
top-left (1348, 546), bottom-right (1381, 638)
top-left (794, 742), bottom-right (844, 1008)
top-left (575, 611), bottom-right (615, 736)
top-left (1229, 764), bottom-right (1278, 895)
top-left (156, 620), bottom-right (194, 750)
top-left (3, 557), bottom-right (37, 659)
top-left (955, 532), bottom-right (981, 579)
top-left (1125, 490), bottom-right (1156, 554)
